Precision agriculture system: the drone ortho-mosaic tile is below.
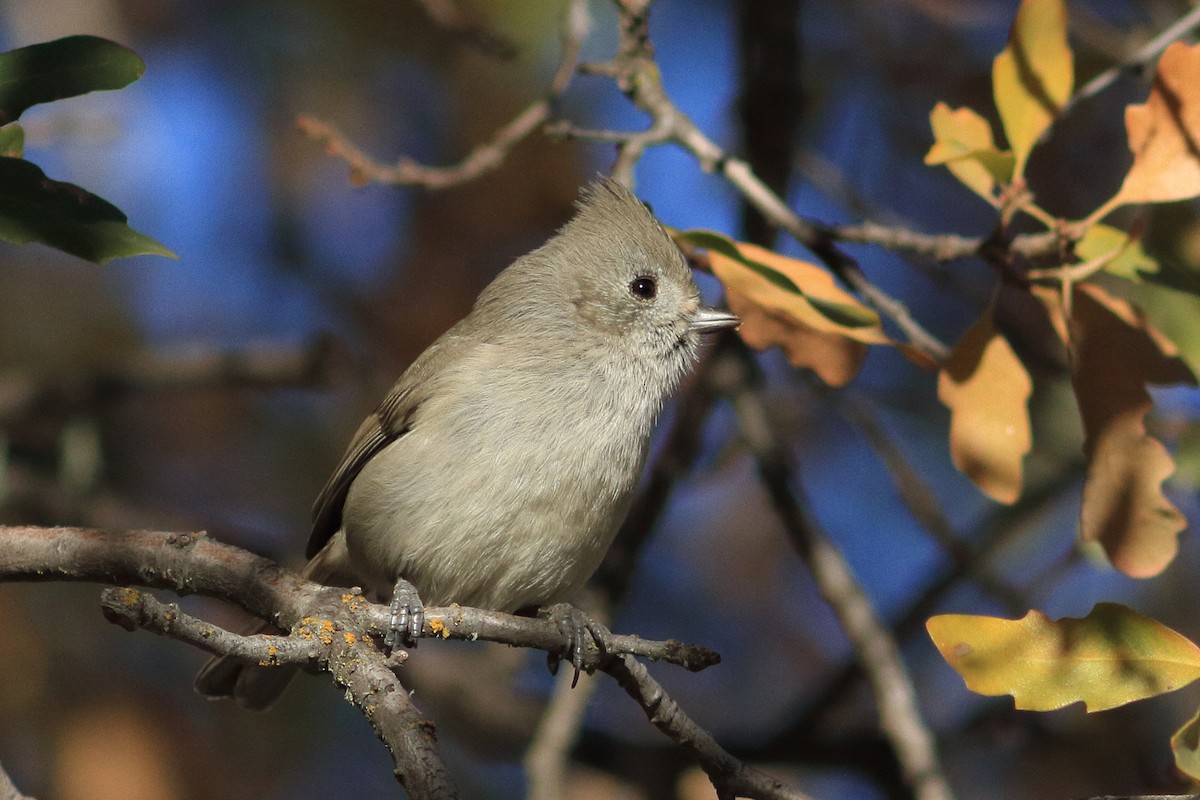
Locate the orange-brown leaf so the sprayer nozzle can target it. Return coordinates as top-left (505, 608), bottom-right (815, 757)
top-left (938, 309), bottom-right (1032, 504)
top-left (1110, 42), bottom-right (1200, 209)
top-left (1055, 284), bottom-right (1195, 577)
top-left (724, 287), bottom-right (868, 387)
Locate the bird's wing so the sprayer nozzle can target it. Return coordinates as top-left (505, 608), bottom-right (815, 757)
top-left (306, 330), bottom-right (472, 559)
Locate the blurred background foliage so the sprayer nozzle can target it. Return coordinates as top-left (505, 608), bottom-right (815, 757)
top-left (2, 1), bottom-right (1200, 799)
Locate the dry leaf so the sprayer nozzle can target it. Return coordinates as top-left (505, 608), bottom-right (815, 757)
top-left (992, 0), bottom-right (1073, 178)
top-left (1108, 42), bottom-right (1200, 210)
top-left (927, 603), bottom-right (1200, 712)
top-left (725, 286), bottom-right (868, 386)
top-left (925, 102), bottom-right (1013, 202)
top-left (938, 308), bottom-right (1032, 503)
top-left (1046, 284), bottom-right (1195, 577)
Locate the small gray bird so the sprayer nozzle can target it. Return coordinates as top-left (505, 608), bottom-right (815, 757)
top-left (196, 178), bottom-right (739, 709)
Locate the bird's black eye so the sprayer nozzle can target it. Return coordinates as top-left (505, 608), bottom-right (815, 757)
top-left (629, 276), bottom-right (657, 300)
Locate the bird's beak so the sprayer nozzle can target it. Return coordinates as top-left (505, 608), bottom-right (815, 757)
top-left (689, 306), bottom-right (741, 334)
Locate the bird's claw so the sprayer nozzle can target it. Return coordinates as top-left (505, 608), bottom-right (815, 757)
top-left (384, 578), bottom-right (424, 653)
top-left (543, 603), bottom-right (610, 688)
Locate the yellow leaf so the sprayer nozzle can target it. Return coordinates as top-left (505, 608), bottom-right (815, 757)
top-left (1172, 707), bottom-right (1200, 780)
top-left (1075, 223), bottom-right (1158, 281)
top-left (992, 0), bottom-right (1073, 178)
top-left (925, 102), bottom-right (1014, 202)
top-left (927, 603), bottom-right (1200, 712)
top-left (1043, 284), bottom-right (1195, 577)
top-left (1108, 42), bottom-right (1200, 209)
top-left (937, 308), bottom-right (1031, 504)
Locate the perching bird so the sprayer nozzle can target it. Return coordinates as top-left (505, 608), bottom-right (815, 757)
top-left (196, 178), bottom-right (739, 709)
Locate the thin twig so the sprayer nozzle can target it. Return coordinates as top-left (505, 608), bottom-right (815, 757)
top-left (556, 0), bottom-right (949, 361)
top-left (300, 0), bottom-right (590, 188)
top-left (524, 668), bottom-right (600, 800)
top-left (832, 387), bottom-right (1027, 610)
top-left (1059, 3), bottom-right (1200, 120)
top-left (604, 654), bottom-right (814, 800)
top-left (713, 345), bottom-right (955, 800)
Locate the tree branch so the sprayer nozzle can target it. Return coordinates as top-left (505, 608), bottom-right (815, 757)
top-left (713, 345), bottom-right (956, 800)
top-left (550, 0), bottom-right (949, 361)
top-left (1, 525), bottom-right (818, 799)
top-left (299, 0), bottom-right (590, 189)
top-left (604, 653), bottom-right (814, 800)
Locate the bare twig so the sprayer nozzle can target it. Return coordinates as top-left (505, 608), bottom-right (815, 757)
top-left (0, 339), bottom-right (334, 425)
top-left (1059, 3), bottom-right (1200, 120)
top-left (524, 669), bottom-right (600, 800)
top-left (0, 526), bottom-right (719, 671)
top-left (554, 0), bottom-right (949, 361)
top-left (714, 346), bottom-right (955, 800)
top-left (604, 654), bottom-right (814, 800)
top-left (102, 585), bottom-right (456, 798)
top-left (833, 388), bottom-right (1026, 610)
top-left (300, 0), bottom-right (590, 189)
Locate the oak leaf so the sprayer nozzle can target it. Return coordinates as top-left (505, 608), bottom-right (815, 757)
top-left (925, 102), bottom-right (1014, 202)
top-left (927, 603), bottom-right (1200, 712)
top-left (992, 0), bottom-right (1073, 178)
top-left (675, 230), bottom-right (889, 385)
top-left (1109, 42), bottom-right (1200, 210)
top-left (1041, 284), bottom-right (1194, 577)
top-left (937, 309), bottom-right (1031, 504)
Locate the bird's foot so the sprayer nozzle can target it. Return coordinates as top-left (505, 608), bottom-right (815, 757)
top-left (542, 602), bottom-right (611, 688)
top-left (384, 578), bottom-right (424, 653)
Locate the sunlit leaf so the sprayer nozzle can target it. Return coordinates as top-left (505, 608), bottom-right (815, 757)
top-left (1171, 707), bottom-right (1200, 780)
top-left (677, 229), bottom-right (879, 328)
top-left (1040, 284), bottom-right (1193, 577)
top-left (0, 36), bottom-right (145, 125)
top-left (927, 603), bottom-right (1200, 712)
top-left (1105, 43), bottom-right (1200, 212)
top-left (675, 230), bottom-right (879, 385)
top-left (992, 0), bottom-right (1073, 178)
top-left (0, 156), bottom-right (175, 263)
top-left (1076, 223), bottom-right (1158, 281)
top-left (925, 102), bottom-right (1014, 201)
top-left (937, 308), bottom-right (1031, 504)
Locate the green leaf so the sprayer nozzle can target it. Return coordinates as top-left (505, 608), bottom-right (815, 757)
top-left (1172, 706), bottom-right (1200, 780)
top-left (0, 156), bottom-right (175, 263)
top-left (0, 123), bottom-right (23, 157)
top-left (0, 35), bottom-right (145, 125)
top-left (925, 102), bottom-right (1014, 200)
top-left (1076, 223), bottom-right (1159, 281)
top-left (927, 603), bottom-right (1200, 712)
top-left (674, 228), bottom-right (879, 329)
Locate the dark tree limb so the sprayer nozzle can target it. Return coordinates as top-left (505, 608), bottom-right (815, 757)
top-left (712, 345), bottom-right (956, 800)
